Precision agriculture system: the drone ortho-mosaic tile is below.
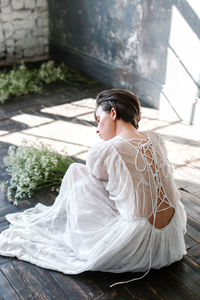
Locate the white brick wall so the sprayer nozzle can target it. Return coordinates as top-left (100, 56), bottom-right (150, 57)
top-left (12, 0), bottom-right (24, 10)
top-left (0, 0), bottom-right (49, 61)
top-left (24, 0), bottom-right (35, 9)
top-left (36, 0), bottom-right (46, 9)
top-left (1, 0), bottom-right (10, 7)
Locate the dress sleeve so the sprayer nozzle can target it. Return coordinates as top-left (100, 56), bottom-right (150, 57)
top-left (145, 130), bottom-right (168, 157)
top-left (87, 140), bottom-right (135, 220)
top-left (105, 144), bottom-right (135, 220)
top-left (86, 141), bottom-right (110, 181)
top-left (145, 130), bottom-right (180, 204)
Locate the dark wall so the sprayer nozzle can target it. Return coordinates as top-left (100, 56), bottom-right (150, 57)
top-left (48, 0), bottom-right (200, 116)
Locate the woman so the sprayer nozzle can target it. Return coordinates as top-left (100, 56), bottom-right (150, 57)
top-left (0, 89), bottom-right (187, 287)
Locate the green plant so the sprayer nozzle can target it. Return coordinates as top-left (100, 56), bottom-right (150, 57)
top-left (38, 60), bottom-right (66, 84)
top-left (0, 140), bottom-right (74, 205)
top-left (0, 63), bottom-right (42, 104)
top-left (0, 60), bottom-right (97, 104)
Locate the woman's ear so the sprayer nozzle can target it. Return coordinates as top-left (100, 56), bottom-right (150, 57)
top-left (110, 108), bottom-right (117, 121)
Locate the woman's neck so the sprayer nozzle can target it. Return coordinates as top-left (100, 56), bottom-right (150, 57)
top-left (115, 120), bottom-right (144, 140)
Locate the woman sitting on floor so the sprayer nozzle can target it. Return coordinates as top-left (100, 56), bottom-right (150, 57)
top-left (0, 89), bottom-right (187, 287)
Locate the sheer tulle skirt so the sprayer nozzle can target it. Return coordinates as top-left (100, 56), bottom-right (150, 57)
top-left (0, 163), bottom-right (187, 275)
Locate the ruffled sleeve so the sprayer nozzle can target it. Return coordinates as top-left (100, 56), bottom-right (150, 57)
top-left (86, 141), bottom-right (110, 181)
top-left (87, 140), bottom-right (135, 220)
top-left (106, 143), bottom-right (135, 220)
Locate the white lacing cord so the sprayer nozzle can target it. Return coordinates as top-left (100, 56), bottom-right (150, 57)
top-left (110, 143), bottom-right (156, 288)
top-left (110, 139), bottom-right (177, 288)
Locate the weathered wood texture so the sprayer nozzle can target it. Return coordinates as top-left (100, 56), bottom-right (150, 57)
top-left (0, 83), bottom-right (199, 299)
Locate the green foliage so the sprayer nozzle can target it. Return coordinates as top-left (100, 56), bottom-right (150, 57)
top-left (0, 63), bottom-right (41, 104)
top-left (0, 60), bottom-right (97, 104)
top-left (0, 140), bottom-right (74, 205)
top-left (38, 60), bottom-right (66, 84)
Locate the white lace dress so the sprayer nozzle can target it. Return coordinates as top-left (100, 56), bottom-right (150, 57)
top-left (0, 131), bottom-right (187, 286)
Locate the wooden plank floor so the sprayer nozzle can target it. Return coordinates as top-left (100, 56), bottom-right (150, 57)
top-left (0, 83), bottom-right (200, 299)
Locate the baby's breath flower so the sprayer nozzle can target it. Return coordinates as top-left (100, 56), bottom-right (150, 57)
top-left (0, 140), bottom-right (74, 205)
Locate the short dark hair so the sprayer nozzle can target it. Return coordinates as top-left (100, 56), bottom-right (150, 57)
top-left (95, 89), bottom-right (141, 129)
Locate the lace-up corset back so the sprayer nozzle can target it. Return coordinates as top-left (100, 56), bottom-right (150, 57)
top-left (123, 135), bottom-right (176, 229)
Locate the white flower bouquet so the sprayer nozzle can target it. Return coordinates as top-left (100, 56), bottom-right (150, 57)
top-left (0, 141), bottom-right (74, 205)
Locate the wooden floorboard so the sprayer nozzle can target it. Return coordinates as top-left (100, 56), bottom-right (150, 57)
top-left (0, 269), bottom-right (20, 300)
top-left (1, 260), bottom-right (75, 300)
top-left (0, 83), bottom-right (199, 299)
top-left (186, 223), bottom-right (200, 244)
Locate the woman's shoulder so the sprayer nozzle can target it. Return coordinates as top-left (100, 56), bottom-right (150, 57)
top-left (87, 139), bottom-right (113, 162)
top-left (89, 136), bottom-right (123, 150)
top-left (88, 137), bottom-right (127, 161)
top-left (144, 130), bottom-right (168, 157)
top-left (89, 139), bottom-right (111, 152)
top-left (144, 130), bottom-right (165, 145)
top-left (144, 130), bottom-right (160, 139)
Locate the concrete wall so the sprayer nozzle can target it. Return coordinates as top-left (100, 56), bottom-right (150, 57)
top-left (49, 0), bottom-right (171, 109)
top-left (0, 0), bottom-right (49, 64)
top-left (48, 0), bottom-right (200, 125)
